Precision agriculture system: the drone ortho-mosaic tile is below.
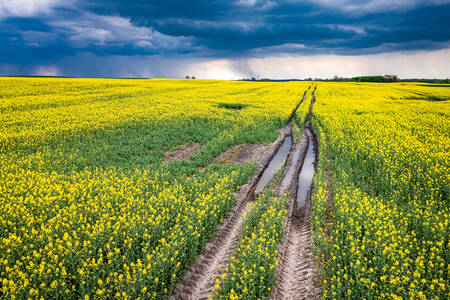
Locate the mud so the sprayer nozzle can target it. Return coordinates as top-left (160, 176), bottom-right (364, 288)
top-left (271, 131), bottom-right (319, 300)
top-left (172, 89), bottom-right (312, 300)
top-left (173, 201), bottom-right (253, 299)
top-left (209, 143), bottom-right (272, 166)
top-left (171, 122), bottom-right (292, 300)
top-left (164, 143), bottom-right (201, 162)
top-left (271, 92), bottom-right (320, 300)
top-left (278, 134), bottom-right (307, 195)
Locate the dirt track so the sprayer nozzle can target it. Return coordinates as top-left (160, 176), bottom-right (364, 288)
top-left (270, 129), bottom-right (320, 300)
top-left (271, 92), bottom-right (320, 300)
top-left (171, 123), bottom-right (292, 300)
top-left (272, 216), bottom-right (318, 300)
top-left (173, 200), bottom-right (253, 299)
top-left (172, 90), bottom-right (316, 300)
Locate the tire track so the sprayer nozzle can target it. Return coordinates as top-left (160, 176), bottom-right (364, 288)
top-left (271, 92), bottom-right (320, 300)
top-left (175, 200), bottom-right (253, 300)
top-left (172, 122), bottom-right (292, 300)
top-left (272, 198), bottom-right (319, 300)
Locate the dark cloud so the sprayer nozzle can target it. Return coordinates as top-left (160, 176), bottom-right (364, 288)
top-left (0, 0), bottom-right (449, 76)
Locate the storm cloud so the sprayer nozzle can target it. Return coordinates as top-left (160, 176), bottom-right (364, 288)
top-left (1, 0), bottom-right (450, 78)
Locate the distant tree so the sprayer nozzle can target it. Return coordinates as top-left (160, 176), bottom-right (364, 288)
top-left (251, 77), bottom-right (256, 81)
top-left (352, 75), bottom-right (386, 82)
top-left (185, 75), bottom-right (190, 79)
top-left (333, 75), bottom-right (349, 82)
top-left (384, 74), bottom-right (399, 82)
top-left (191, 76), bottom-right (196, 79)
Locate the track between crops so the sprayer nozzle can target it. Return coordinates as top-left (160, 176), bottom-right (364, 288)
top-left (271, 92), bottom-right (320, 300)
top-left (172, 91), bottom-right (313, 300)
top-left (172, 121), bottom-right (293, 300)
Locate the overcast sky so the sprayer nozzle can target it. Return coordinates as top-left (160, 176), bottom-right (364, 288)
top-left (1, 0), bottom-right (450, 79)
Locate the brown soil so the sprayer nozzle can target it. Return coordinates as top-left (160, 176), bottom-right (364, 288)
top-left (271, 111), bottom-right (320, 299)
top-left (173, 198), bottom-right (254, 300)
top-left (171, 90), bottom-right (313, 299)
top-left (171, 123), bottom-right (292, 300)
top-left (164, 143), bottom-right (201, 162)
top-left (271, 132), bottom-right (319, 300)
top-left (273, 216), bottom-right (318, 300)
top-left (208, 143), bottom-right (273, 168)
top-left (278, 134), bottom-right (307, 195)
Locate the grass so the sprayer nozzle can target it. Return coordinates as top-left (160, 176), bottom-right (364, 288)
top-left (0, 78), bottom-right (447, 299)
top-left (218, 103), bottom-right (249, 110)
top-left (0, 77), bottom-right (309, 299)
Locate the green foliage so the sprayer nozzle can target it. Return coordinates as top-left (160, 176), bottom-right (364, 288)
top-left (0, 77), bottom-right (309, 299)
top-left (311, 82), bottom-right (449, 299)
top-left (218, 103), bottom-right (249, 110)
top-left (351, 76), bottom-right (388, 82)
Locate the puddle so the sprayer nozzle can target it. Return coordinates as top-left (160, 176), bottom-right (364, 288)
top-left (279, 142), bottom-right (302, 194)
top-left (297, 129), bottom-right (316, 207)
top-left (255, 136), bottom-right (292, 194)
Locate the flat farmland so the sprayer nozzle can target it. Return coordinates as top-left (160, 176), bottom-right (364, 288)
top-left (0, 78), bottom-right (448, 299)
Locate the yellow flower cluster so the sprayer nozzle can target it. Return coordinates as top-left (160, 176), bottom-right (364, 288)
top-left (214, 188), bottom-right (288, 299)
top-left (0, 77), bottom-right (309, 298)
top-left (211, 94), bottom-right (313, 299)
top-left (311, 82), bottom-right (449, 299)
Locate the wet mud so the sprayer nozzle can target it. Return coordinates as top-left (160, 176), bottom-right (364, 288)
top-left (164, 143), bottom-right (201, 162)
top-left (172, 121), bottom-right (293, 300)
top-left (255, 136), bottom-right (292, 194)
top-left (271, 92), bottom-right (320, 300)
top-left (172, 89), bottom-right (315, 300)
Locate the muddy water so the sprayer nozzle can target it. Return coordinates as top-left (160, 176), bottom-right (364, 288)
top-left (279, 142), bottom-right (302, 194)
top-left (297, 129), bottom-right (316, 207)
top-left (255, 136), bottom-right (292, 194)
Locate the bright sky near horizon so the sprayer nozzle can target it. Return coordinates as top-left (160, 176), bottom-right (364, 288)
top-left (1, 0), bottom-right (449, 79)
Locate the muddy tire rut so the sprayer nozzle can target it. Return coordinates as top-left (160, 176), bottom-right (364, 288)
top-left (271, 131), bottom-right (319, 300)
top-left (271, 93), bottom-right (320, 300)
top-left (173, 200), bottom-right (254, 299)
top-left (172, 90), bottom-right (316, 300)
top-left (172, 122), bottom-right (292, 300)
top-left (273, 216), bottom-right (318, 300)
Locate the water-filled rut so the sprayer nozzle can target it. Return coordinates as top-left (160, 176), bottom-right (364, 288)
top-left (255, 136), bottom-right (292, 194)
top-left (171, 89), bottom-right (311, 300)
top-left (297, 129), bottom-right (316, 207)
top-left (172, 120), bottom-right (294, 300)
top-left (271, 91), bottom-right (320, 300)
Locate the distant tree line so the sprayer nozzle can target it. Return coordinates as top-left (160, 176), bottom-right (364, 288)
top-left (328, 75), bottom-right (449, 83)
top-left (352, 75), bottom-right (399, 82)
top-left (400, 78), bottom-right (450, 84)
top-left (326, 75), bottom-right (400, 82)
top-left (239, 75), bottom-right (450, 83)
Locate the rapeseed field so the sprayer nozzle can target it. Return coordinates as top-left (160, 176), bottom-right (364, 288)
top-left (0, 77), bottom-right (307, 299)
top-left (311, 82), bottom-right (449, 299)
top-left (1, 77), bottom-right (448, 299)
